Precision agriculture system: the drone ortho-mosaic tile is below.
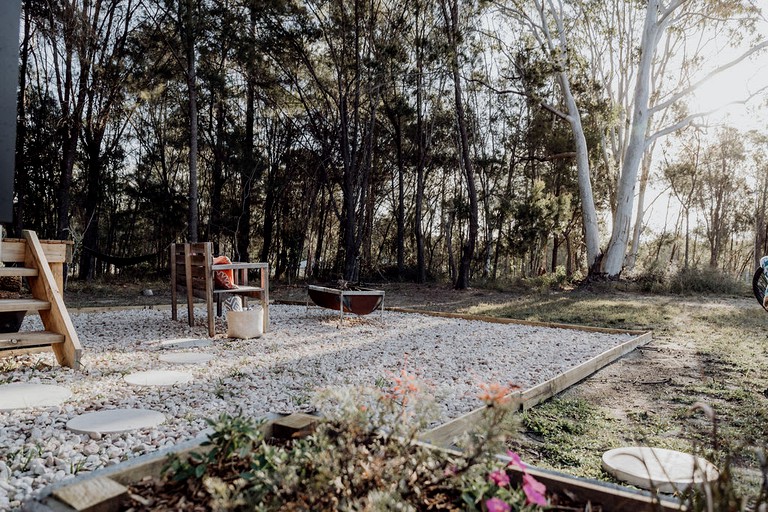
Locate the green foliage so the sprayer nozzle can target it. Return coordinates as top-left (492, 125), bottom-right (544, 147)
top-left (521, 398), bottom-right (608, 470)
top-left (154, 382), bottom-right (543, 511)
top-left (629, 265), bottom-right (748, 295)
top-left (631, 264), bottom-right (669, 293)
top-left (669, 267), bottom-right (747, 295)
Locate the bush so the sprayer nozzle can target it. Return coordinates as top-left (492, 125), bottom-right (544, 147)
top-left (125, 378), bottom-right (549, 511)
top-left (631, 265), bottom-right (669, 293)
top-left (669, 267), bottom-right (747, 295)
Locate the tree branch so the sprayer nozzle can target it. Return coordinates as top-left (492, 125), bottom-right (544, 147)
top-left (646, 84), bottom-right (768, 146)
top-left (650, 40), bottom-right (768, 114)
top-left (463, 76), bottom-right (571, 121)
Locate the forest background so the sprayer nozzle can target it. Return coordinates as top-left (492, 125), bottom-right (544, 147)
top-left (7, 0), bottom-right (768, 288)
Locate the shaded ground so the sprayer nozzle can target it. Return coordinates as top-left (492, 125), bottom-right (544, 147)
top-left (61, 278), bottom-right (767, 494)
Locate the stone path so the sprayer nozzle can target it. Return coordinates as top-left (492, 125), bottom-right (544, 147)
top-left (0, 383), bottom-right (72, 411)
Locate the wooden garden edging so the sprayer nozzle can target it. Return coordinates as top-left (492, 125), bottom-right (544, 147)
top-left (23, 413), bottom-right (682, 512)
top-left (379, 307), bottom-right (653, 447)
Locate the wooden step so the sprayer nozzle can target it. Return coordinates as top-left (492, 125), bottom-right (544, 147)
top-left (0, 330), bottom-right (65, 350)
top-left (0, 266), bottom-right (39, 278)
top-left (0, 298), bottom-right (51, 313)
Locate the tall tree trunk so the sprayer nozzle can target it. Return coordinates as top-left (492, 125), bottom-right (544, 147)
top-left (209, 101), bottom-right (226, 248)
top-left (626, 148), bottom-right (653, 271)
top-left (530, 0), bottom-right (600, 273)
top-left (414, 9), bottom-right (427, 283)
top-left (393, 112), bottom-right (405, 277)
top-left (185, 0), bottom-right (199, 243)
top-left (79, 134), bottom-right (104, 280)
top-left (441, 0), bottom-right (477, 290)
top-left (13, 0), bottom-right (30, 236)
top-left (601, 0), bottom-right (659, 276)
top-left (236, 4), bottom-right (257, 263)
top-left (754, 166), bottom-right (768, 268)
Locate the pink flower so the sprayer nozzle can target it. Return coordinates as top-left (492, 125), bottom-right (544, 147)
top-left (506, 450), bottom-right (526, 470)
top-left (522, 473), bottom-right (548, 506)
top-left (484, 497), bottom-right (511, 512)
top-left (488, 468), bottom-right (510, 487)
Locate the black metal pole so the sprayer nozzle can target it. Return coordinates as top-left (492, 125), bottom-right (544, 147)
top-left (0, 0), bottom-right (22, 224)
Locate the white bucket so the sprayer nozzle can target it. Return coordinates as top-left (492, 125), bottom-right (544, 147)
top-left (226, 306), bottom-right (263, 339)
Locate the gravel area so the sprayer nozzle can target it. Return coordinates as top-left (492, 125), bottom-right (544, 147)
top-left (1, 304), bottom-right (637, 509)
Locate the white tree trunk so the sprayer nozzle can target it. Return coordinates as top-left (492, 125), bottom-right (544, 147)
top-left (562, 76), bottom-right (601, 269)
top-left (600, 0), bottom-right (659, 276)
top-left (532, 0), bottom-right (601, 269)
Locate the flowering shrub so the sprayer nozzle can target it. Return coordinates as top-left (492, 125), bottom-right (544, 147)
top-left (126, 375), bottom-right (549, 511)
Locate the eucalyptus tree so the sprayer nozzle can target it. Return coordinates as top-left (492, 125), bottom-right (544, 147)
top-left (596, 0), bottom-right (767, 276)
top-left (196, 0), bottom-right (241, 248)
top-left (663, 160), bottom-right (697, 270)
top-left (437, 0), bottom-right (484, 289)
top-left (267, 0), bottom-right (402, 281)
top-left (140, 0), bottom-right (207, 242)
top-left (493, 0), bottom-right (601, 273)
top-left (405, 0), bottom-right (440, 283)
top-left (76, 0), bottom-right (141, 279)
top-left (696, 127), bottom-right (748, 269)
top-left (495, 0), bottom-right (768, 278)
top-left (33, 1), bottom-right (99, 242)
top-left (748, 130), bottom-right (768, 268)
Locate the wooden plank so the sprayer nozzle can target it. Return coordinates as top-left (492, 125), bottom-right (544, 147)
top-left (49, 262), bottom-right (64, 292)
top-left (520, 331), bottom-right (652, 410)
top-left (0, 266), bottom-right (37, 277)
top-left (420, 395), bottom-right (522, 447)
top-left (213, 286), bottom-right (264, 294)
top-left (0, 330), bottom-right (64, 349)
top-left (506, 464), bottom-right (683, 512)
top-left (0, 345), bottom-right (50, 359)
top-left (23, 230), bottom-right (82, 369)
top-left (212, 262), bottom-right (269, 271)
top-left (261, 264), bottom-right (269, 332)
top-left (170, 243), bottom-right (177, 321)
top-left (184, 245), bottom-right (194, 328)
top-left (51, 476), bottom-right (127, 512)
top-left (0, 298), bottom-right (50, 312)
top-left (386, 307), bottom-right (647, 335)
top-left (204, 243), bottom-right (214, 337)
top-left (271, 413), bottom-right (318, 440)
top-left (2, 238), bottom-right (71, 263)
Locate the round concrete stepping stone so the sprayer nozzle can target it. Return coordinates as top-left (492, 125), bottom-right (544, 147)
top-left (602, 447), bottom-right (719, 493)
top-left (160, 338), bottom-right (213, 349)
top-left (158, 352), bottom-right (214, 365)
top-left (0, 383), bottom-right (72, 411)
top-left (67, 409), bottom-right (166, 434)
top-left (124, 370), bottom-right (193, 386)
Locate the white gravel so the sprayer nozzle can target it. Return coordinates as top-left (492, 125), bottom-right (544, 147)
top-left (0, 304), bottom-right (637, 509)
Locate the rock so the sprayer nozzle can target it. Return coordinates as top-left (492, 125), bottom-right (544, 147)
top-left (142, 289), bottom-right (154, 296)
top-left (29, 459), bottom-right (47, 476)
top-left (83, 442), bottom-right (100, 456)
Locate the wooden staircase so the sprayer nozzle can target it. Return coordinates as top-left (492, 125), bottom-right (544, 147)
top-left (0, 230), bottom-right (82, 369)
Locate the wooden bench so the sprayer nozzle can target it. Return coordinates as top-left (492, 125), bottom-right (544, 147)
top-left (170, 243), bottom-right (269, 337)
